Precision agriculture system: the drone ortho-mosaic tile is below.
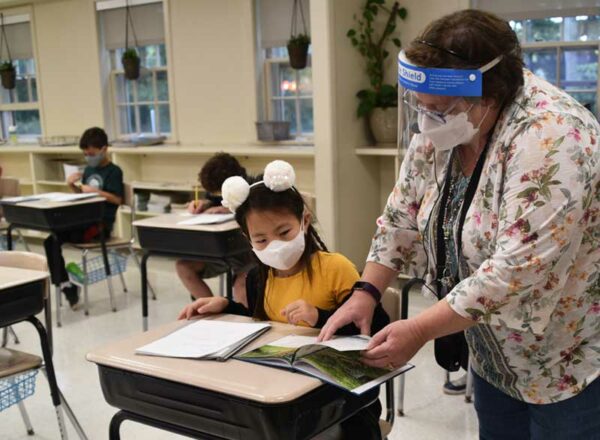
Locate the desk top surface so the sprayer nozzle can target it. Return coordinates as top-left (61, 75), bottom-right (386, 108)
top-left (133, 213), bottom-right (240, 232)
top-left (87, 315), bottom-right (323, 403)
top-left (2, 195), bottom-right (105, 210)
top-left (0, 267), bottom-right (48, 291)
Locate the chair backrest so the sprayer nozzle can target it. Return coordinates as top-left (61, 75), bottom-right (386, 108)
top-left (0, 251), bottom-right (49, 298)
top-left (381, 287), bottom-right (401, 322)
top-left (0, 178), bottom-right (20, 218)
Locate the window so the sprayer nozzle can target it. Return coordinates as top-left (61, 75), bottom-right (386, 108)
top-left (510, 15), bottom-right (600, 117)
top-left (0, 18), bottom-right (40, 142)
top-left (265, 47), bottom-right (314, 137)
top-left (110, 44), bottom-right (170, 135)
top-left (98, 1), bottom-right (171, 137)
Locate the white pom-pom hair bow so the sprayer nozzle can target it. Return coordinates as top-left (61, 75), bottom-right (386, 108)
top-left (221, 160), bottom-right (296, 212)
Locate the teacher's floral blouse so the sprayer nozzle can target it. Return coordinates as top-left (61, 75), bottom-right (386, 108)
top-left (368, 70), bottom-right (600, 403)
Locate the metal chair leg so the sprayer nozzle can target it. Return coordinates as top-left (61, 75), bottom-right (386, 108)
top-left (17, 400), bottom-right (35, 435)
top-left (107, 276), bottom-right (116, 312)
top-left (397, 374), bottom-right (405, 416)
top-left (16, 229), bottom-right (30, 252)
top-left (130, 247), bottom-right (156, 300)
top-left (116, 253), bottom-right (128, 293)
top-left (465, 365), bottom-right (474, 403)
top-left (8, 326), bottom-right (20, 344)
top-left (82, 250), bottom-right (89, 316)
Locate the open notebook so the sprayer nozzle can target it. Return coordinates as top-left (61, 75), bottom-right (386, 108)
top-left (237, 335), bottom-right (414, 395)
top-left (135, 320), bottom-right (271, 361)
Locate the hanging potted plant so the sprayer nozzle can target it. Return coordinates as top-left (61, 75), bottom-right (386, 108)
top-left (287, 0), bottom-right (310, 70)
top-left (348, 0), bottom-right (407, 145)
top-left (0, 13), bottom-right (16, 90)
top-left (121, 1), bottom-right (141, 80)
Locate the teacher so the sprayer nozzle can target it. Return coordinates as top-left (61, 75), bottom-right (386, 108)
top-left (320, 9), bottom-right (599, 439)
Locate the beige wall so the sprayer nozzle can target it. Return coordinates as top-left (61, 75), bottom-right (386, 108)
top-left (33, 0), bottom-right (104, 137)
top-left (166, 0), bottom-right (257, 144)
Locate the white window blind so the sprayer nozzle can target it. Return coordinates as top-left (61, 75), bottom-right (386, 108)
top-left (472, 0), bottom-right (600, 20)
top-left (98, 2), bottom-right (164, 50)
top-left (258, 0), bottom-right (311, 49)
top-left (0, 14), bottom-right (33, 60)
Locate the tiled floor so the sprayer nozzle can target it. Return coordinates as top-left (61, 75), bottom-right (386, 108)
top-left (2, 244), bottom-right (478, 439)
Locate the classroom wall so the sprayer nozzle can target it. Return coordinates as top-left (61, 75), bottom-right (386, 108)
top-left (33, 0), bottom-right (105, 137)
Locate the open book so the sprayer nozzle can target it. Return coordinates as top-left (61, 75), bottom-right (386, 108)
top-left (136, 320), bottom-right (271, 361)
top-left (177, 213), bottom-right (235, 226)
top-left (237, 335), bottom-right (414, 395)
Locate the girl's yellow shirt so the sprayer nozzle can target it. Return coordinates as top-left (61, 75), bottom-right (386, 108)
top-left (263, 251), bottom-right (360, 325)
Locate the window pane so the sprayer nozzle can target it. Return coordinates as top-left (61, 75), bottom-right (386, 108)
top-left (524, 49), bottom-right (558, 84)
top-left (15, 78), bottom-right (29, 103)
top-left (138, 104), bottom-right (156, 133)
top-left (156, 70), bottom-right (169, 101)
top-left (298, 67), bottom-right (313, 96)
top-left (115, 74), bottom-right (134, 103)
top-left (119, 105), bottom-right (137, 134)
top-left (158, 43), bottom-right (167, 66)
top-left (158, 104), bottom-right (170, 133)
top-left (564, 15), bottom-right (600, 42)
top-left (524, 17), bottom-right (562, 42)
top-left (560, 48), bottom-right (598, 90)
top-left (271, 64), bottom-right (296, 98)
top-left (137, 74), bottom-right (154, 102)
top-left (568, 92), bottom-right (597, 117)
top-left (13, 110), bottom-right (41, 135)
top-left (509, 20), bottom-right (525, 42)
top-left (299, 98), bottom-right (313, 134)
top-left (31, 77), bottom-right (37, 102)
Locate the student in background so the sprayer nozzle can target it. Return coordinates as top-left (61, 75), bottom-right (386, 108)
top-left (175, 153), bottom-right (253, 299)
top-left (46, 127), bottom-right (124, 308)
top-left (178, 160), bottom-right (389, 440)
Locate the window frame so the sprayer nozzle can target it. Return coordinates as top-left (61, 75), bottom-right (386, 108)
top-left (264, 56), bottom-right (314, 139)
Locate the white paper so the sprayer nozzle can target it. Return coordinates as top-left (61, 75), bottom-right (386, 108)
top-left (177, 213), bottom-right (234, 226)
top-left (136, 320), bottom-right (271, 358)
top-left (1, 192), bottom-right (97, 204)
top-left (269, 334), bottom-right (372, 352)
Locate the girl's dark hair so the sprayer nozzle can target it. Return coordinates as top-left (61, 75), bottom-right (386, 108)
top-left (235, 183), bottom-right (327, 320)
top-left (200, 153), bottom-right (247, 193)
top-left (405, 9), bottom-right (524, 106)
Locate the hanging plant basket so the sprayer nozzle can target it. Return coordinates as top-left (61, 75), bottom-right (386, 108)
top-left (287, 40), bottom-right (310, 70)
top-left (287, 0), bottom-right (310, 70)
top-left (0, 63), bottom-right (15, 89)
top-left (122, 51), bottom-right (141, 80)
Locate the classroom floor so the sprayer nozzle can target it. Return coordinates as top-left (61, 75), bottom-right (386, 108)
top-left (2, 243), bottom-right (478, 440)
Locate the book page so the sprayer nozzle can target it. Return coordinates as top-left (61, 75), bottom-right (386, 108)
top-left (136, 320), bottom-right (270, 359)
top-left (264, 334), bottom-right (371, 352)
top-left (177, 213), bottom-right (235, 226)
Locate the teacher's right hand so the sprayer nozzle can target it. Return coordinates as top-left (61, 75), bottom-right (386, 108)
top-left (318, 291), bottom-right (377, 341)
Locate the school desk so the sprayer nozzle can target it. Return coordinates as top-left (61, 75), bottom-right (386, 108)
top-left (1, 195), bottom-right (112, 327)
top-left (86, 314), bottom-right (379, 440)
top-left (133, 214), bottom-right (251, 331)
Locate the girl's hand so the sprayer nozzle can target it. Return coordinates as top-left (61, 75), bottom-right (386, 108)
top-left (187, 200), bottom-right (209, 214)
top-left (281, 300), bottom-right (318, 327)
top-left (204, 206), bottom-right (230, 214)
top-left (177, 297), bottom-right (228, 320)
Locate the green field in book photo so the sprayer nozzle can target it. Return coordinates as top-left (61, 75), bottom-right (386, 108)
top-left (299, 348), bottom-right (390, 390)
top-left (239, 345), bottom-right (298, 363)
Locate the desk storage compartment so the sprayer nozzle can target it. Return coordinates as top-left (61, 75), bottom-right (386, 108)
top-left (136, 227), bottom-right (250, 258)
top-left (98, 366), bottom-right (377, 440)
top-left (0, 280), bottom-right (45, 327)
top-left (2, 202), bottom-right (104, 231)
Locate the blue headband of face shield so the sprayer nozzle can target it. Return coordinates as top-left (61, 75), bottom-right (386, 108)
top-left (397, 50), bottom-right (503, 97)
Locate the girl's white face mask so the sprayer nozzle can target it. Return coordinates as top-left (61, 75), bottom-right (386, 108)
top-left (417, 105), bottom-right (490, 151)
top-left (252, 221), bottom-right (306, 271)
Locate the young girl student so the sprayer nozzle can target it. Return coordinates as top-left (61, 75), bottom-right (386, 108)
top-left (178, 160), bottom-right (389, 440)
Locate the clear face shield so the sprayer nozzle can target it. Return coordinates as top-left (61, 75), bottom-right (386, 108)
top-left (397, 50), bottom-right (503, 153)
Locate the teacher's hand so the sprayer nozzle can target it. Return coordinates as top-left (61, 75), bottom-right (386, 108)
top-left (318, 291), bottom-right (376, 341)
top-left (361, 319), bottom-right (426, 369)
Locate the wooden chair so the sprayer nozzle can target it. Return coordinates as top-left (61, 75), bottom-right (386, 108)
top-left (0, 251), bottom-right (87, 439)
top-left (65, 183), bottom-right (156, 318)
top-left (0, 177), bottom-right (30, 252)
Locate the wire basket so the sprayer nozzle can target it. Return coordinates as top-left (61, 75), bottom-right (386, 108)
top-left (0, 370), bottom-right (38, 413)
top-left (68, 252), bottom-right (128, 285)
top-left (37, 135), bottom-right (79, 147)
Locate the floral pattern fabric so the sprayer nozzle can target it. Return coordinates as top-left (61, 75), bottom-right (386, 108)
top-left (367, 70), bottom-right (600, 403)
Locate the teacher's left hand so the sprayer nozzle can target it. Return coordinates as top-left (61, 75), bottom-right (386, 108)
top-left (362, 319), bottom-right (427, 369)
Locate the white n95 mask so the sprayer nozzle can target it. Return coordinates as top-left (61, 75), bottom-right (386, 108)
top-left (252, 222), bottom-right (306, 271)
top-left (417, 108), bottom-right (478, 151)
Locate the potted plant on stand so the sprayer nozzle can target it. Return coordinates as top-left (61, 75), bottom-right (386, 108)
top-left (287, 0), bottom-right (310, 70)
top-left (121, 1), bottom-right (141, 80)
top-left (0, 13), bottom-right (16, 90)
top-left (348, 0), bottom-right (407, 145)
